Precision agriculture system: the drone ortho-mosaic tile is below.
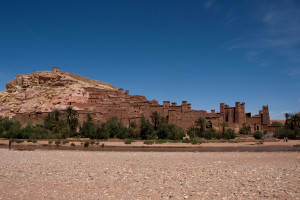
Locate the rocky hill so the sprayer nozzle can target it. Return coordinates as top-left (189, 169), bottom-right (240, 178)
top-left (0, 67), bottom-right (117, 118)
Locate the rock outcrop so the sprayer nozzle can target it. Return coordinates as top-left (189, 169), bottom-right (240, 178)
top-left (0, 67), bottom-right (116, 118)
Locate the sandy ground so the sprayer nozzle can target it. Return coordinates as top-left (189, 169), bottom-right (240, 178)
top-left (0, 150), bottom-right (299, 199)
top-left (1, 138), bottom-right (300, 148)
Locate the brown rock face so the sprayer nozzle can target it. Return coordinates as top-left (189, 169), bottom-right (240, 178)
top-left (1, 67), bottom-right (274, 132)
top-left (0, 67), bottom-right (117, 118)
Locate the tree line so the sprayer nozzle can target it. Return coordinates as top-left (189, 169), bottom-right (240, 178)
top-left (0, 108), bottom-right (185, 140)
top-left (2, 108), bottom-right (297, 141)
top-left (273, 113), bottom-right (300, 139)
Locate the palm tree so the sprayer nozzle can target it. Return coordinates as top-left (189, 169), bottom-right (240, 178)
top-left (220, 121), bottom-right (229, 136)
top-left (195, 117), bottom-right (209, 133)
top-left (289, 114), bottom-right (300, 130)
top-left (151, 111), bottom-right (161, 130)
top-left (65, 107), bottom-right (79, 133)
top-left (54, 109), bottom-right (61, 121)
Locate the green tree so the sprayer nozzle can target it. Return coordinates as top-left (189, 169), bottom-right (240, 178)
top-left (239, 125), bottom-right (251, 135)
top-left (80, 114), bottom-right (97, 138)
top-left (151, 111), bottom-right (161, 130)
top-left (140, 116), bottom-right (155, 140)
top-left (65, 107), bottom-right (79, 134)
top-left (54, 109), bottom-right (61, 121)
top-left (219, 121), bottom-right (229, 136)
top-left (194, 117), bottom-right (209, 135)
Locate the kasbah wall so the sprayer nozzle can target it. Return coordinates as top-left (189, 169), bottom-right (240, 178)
top-left (13, 91), bottom-right (276, 133)
top-left (11, 67), bottom-right (279, 133)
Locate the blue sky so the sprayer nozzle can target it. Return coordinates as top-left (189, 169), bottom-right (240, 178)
top-left (0, 0), bottom-right (299, 119)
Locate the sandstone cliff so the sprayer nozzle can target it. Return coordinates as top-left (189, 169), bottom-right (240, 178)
top-left (0, 68), bottom-right (117, 118)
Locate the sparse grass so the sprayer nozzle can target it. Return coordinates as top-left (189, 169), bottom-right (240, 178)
top-left (124, 138), bottom-right (135, 144)
top-left (190, 139), bottom-right (203, 145)
top-left (182, 138), bottom-right (190, 143)
top-left (96, 142), bottom-right (99, 145)
top-left (155, 139), bottom-right (166, 144)
top-left (62, 140), bottom-right (69, 145)
top-left (15, 139), bottom-right (24, 143)
top-left (144, 140), bottom-right (154, 145)
top-left (227, 140), bottom-right (238, 143)
top-left (256, 141), bottom-right (264, 145)
top-left (167, 140), bottom-right (182, 143)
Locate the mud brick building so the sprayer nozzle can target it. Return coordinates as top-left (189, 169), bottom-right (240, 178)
top-left (2, 67), bottom-right (274, 132)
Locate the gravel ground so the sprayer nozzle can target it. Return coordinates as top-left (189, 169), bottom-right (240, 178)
top-left (0, 149), bottom-right (299, 200)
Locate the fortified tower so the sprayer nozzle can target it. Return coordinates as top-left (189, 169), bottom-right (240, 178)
top-left (262, 105), bottom-right (270, 125)
top-left (234, 102), bottom-right (246, 125)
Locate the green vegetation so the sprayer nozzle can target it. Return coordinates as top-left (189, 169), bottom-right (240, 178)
top-left (70, 143), bottom-right (75, 146)
top-left (272, 121), bottom-right (283, 126)
top-left (62, 140), bottom-right (69, 145)
top-left (274, 113), bottom-right (300, 139)
top-left (155, 139), bottom-right (167, 144)
top-left (84, 141), bottom-right (89, 147)
top-left (187, 118), bottom-right (236, 140)
top-left (253, 131), bottom-right (263, 139)
top-left (124, 138), bottom-right (135, 144)
top-left (0, 110), bottom-right (243, 143)
top-left (144, 140), bottom-right (154, 145)
top-left (55, 140), bottom-right (61, 146)
top-left (239, 125), bottom-right (251, 135)
top-left (48, 141), bottom-right (53, 144)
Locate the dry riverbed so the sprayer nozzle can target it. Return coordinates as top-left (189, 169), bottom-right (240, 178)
top-left (0, 149), bottom-right (299, 199)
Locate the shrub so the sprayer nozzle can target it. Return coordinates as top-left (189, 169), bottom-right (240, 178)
top-left (263, 130), bottom-right (268, 135)
top-left (15, 139), bottom-right (24, 143)
top-left (55, 140), bottom-right (61, 146)
top-left (70, 143), bottom-right (75, 146)
top-left (27, 139), bottom-right (32, 142)
top-left (90, 140), bottom-right (96, 145)
top-left (187, 127), bottom-right (197, 139)
top-left (190, 139), bottom-right (202, 145)
top-left (253, 131), bottom-right (263, 139)
top-left (96, 142), bottom-right (99, 145)
top-left (101, 143), bottom-right (105, 148)
top-left (203, 128), bottom-right (216, 140)
top-left (274, 127), bottom-right (296, 139)
top-left (144, 140), bottom-right (154, 145)
top-left (239, 126), bottom-right (251, 135)
top-left (223, 129), bottom-right (236, 139)
top-left (62, 140), bottom-right (69, 144)
top-left (215, 132), bottom-right (222, 140)
top-left (182, 138), bottom-right (190, 143)
top-left (140, 117), bottom-right (155, 140)
top-left (32, 139), bottom-right (37, 143)
top-left (155, 139), bottom-right (166, 144)
top-left (48, 141), bottom-right (53, 144)
top-left (124, 138), bottom-right (135, 144)
top-left (84, 141), bottom-right (89, 147)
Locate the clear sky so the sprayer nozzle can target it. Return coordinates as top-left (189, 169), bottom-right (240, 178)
top-left (0, 0), bottom-right (299, 119)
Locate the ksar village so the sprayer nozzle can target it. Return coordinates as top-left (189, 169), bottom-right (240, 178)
top-left (0, 1), bottom-right (300, 199)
